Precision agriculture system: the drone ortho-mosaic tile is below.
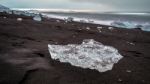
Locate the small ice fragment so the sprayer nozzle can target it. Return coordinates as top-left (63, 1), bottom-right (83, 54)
top-left (126, 70), bottom-right (131, 73)
top-left (127, 42), bottom-right (135, 45)
top-left (111, 21), bottom-right (126, 28)
top-left (48, 39), bottom-right (123, 72)
top-left (86, 27), bottom-right (90, 30)
top-left (97, 26), bottom-right (103, 32)
top-left (33, 15), bottom-right (42, 21)
top-left (88, 19), bottom-right (94, 23)
top-left (130, 43), bottom-right (135, 45)
top-left (97, 26), bottom-right (103, 29)
top-left (80, 20), bottom-right (87, 23)
top-left (65, 17), bottom-right (74, 23)
top-left (5, 10), bottom-right (12, 14)
top-left (98, 29), bottom-right (102, 33)
top-left (13, 10), bottom-right (22, 15)
top-left (56, 20), bottom-right (60, 23)
top-left (17, 18), bottom-right (23, 21)
top-left (136, 25), bottom-right (143, 28)
top-left (108, 27), bottom-right (114, 30)
top-left (3, 17), bottom-right (6, 19)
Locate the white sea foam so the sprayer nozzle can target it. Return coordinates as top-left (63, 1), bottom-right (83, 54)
top-left (48, 39), bottom-right (123, 72)
top-left (43, 13), bottom-right (150, 31)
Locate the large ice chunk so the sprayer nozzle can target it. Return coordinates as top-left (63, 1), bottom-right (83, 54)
top-left (48, 39), bottom-right (123, 72)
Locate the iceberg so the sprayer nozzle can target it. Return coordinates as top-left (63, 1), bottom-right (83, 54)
top-left (48, 39), bottom-right (123, 72)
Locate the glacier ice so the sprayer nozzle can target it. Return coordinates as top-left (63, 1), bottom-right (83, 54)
top-left (0, 4), bottom-right (9, 12)
top-left (48, 39), bottom-right (123, 72)
top-left (33, 15), bottom-right (42, 21)
top-left (17, 18), bottom-right (23, 21)
top-left (111, 21), bottom-right (150, 31)
top-left (0, 4), bottom-right (12, 14)
top-left (86, 27), bottom-right (90, 30)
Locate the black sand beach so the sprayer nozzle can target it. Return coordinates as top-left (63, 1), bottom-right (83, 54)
top-left (0, 13), bottom-right (150, 84)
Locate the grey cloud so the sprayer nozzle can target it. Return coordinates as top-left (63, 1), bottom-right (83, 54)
top-left (70, 0), bottom-right (150, 11)
top-left (0, 0), bottom-right (150, 12)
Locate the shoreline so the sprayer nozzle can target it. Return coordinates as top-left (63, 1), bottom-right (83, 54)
top-left (0, 13), bottom-right (150, 84)
top-left (41, 12), bottom-right (150, 32)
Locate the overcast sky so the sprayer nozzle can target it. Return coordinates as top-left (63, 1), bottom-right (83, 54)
top-left (0, 0), bottom-right (150, 12)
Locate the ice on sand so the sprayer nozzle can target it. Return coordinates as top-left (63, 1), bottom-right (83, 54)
top-left (48, 39), bottom-right (123, 72)
top-left (33, 15), bottom-right (42, 21)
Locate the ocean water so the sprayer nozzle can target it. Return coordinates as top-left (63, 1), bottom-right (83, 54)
top-left (42, 12), bottom-right (150, 31)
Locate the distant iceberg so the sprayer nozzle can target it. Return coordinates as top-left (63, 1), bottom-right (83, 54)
top-left (48, 39), bottom-right (123, 72)
top-left (111, 21), bottom-right (150, 31)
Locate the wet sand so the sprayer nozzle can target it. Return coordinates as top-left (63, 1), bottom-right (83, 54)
top-left (0, 13), bottom-right (150, 84)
